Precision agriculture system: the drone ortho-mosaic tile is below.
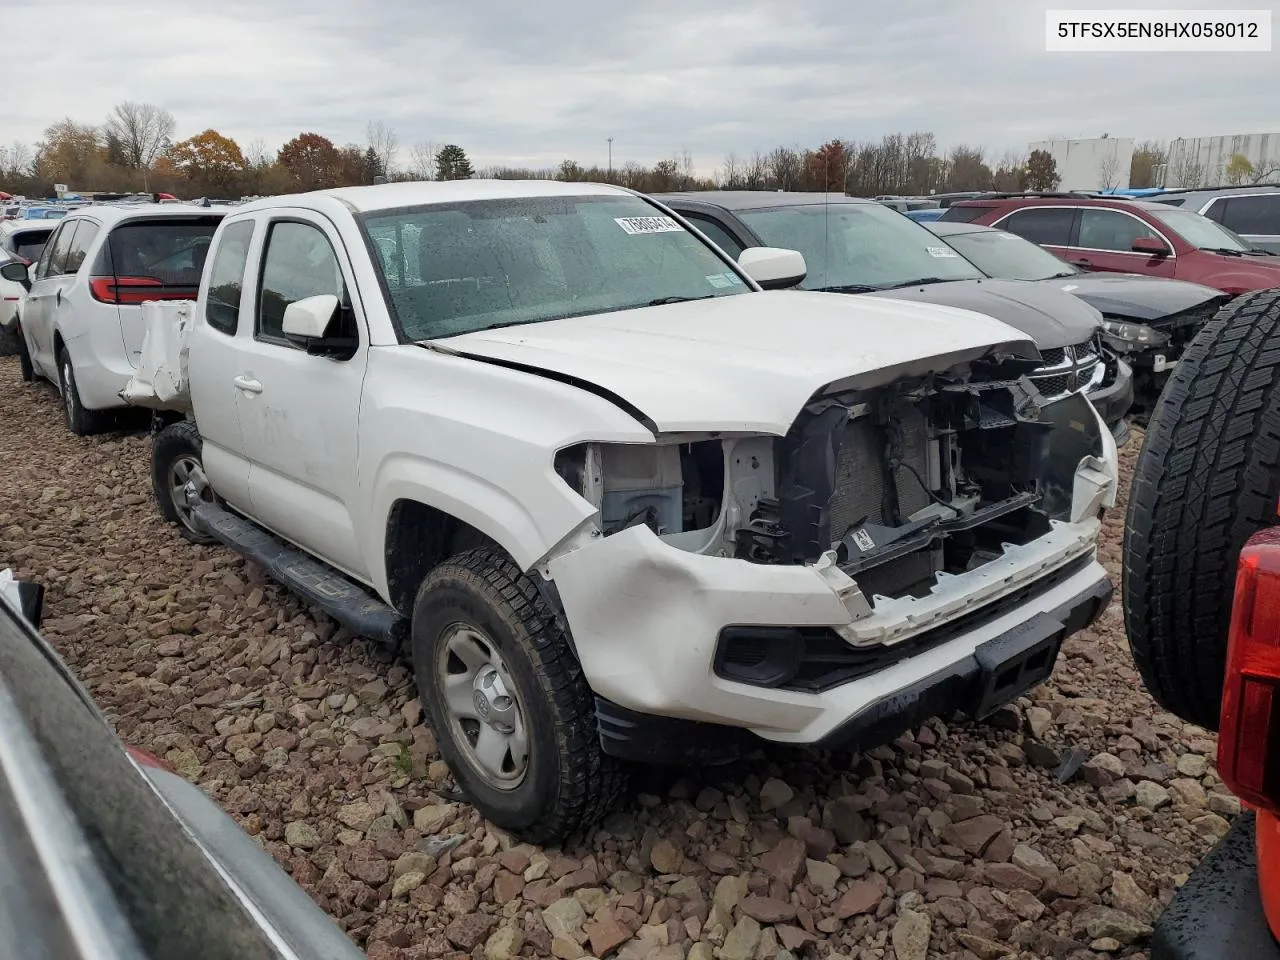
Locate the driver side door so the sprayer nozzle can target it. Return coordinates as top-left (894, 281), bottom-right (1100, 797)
top-left (232, 211), bottom-right (371, 580)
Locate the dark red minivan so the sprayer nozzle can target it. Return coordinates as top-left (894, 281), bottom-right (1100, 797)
top-left (941, 195), bottom-right (1280, 296)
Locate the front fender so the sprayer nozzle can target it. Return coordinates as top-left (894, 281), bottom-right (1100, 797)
top-left (366, 454), bottom-right (595, 599)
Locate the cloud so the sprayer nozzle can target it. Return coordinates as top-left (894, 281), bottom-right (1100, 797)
top-left (4, 0), bottom-right (1277, 176)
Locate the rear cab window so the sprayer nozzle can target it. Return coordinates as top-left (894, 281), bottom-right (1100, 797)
top-left (95, 217), bottom-right (222, 300)
top-left (205, 220), bottom-right (256, 335)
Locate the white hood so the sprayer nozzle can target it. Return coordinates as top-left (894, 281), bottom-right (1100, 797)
top-left (436, 291), bottom-right (1036, 435)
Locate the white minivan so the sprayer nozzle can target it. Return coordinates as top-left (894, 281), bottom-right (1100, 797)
top-left (4, 205), bottom-right (223, 433)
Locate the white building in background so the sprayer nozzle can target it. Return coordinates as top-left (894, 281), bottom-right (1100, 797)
top-left (1026, 137), bottom-right (1134, 191)
top-left (1162, 133), bottom-right (1280, 187)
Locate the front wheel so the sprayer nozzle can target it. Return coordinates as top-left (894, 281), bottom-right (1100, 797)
top-left (151, 420), bottom-right (217, 544)
top-left (411, 547), bottom-right (626, 843)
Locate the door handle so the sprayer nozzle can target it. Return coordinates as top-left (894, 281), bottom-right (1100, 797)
top-left (233, 375), bottom-right (263, 394)
top-left (1069, 258), bottom-right (1092, 267)
top-left (55, 289), bottom-right (61, 305)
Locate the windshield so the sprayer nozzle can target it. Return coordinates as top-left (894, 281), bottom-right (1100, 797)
top-left (1151, 207), bottom-right (1252, 252)
top-left (737, 202), bottom-right (984, 291)
top-left (943, 229), bottom-right (1079, 281)
top-left (360, 195), bottom-right (748, 340)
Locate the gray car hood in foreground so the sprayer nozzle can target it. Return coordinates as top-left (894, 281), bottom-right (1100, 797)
top-left (1042, 273), bottom-right (1227, 322)
top-left (866, 278), bottom-right (1101, 350)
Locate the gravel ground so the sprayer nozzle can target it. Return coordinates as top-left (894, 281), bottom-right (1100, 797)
top-left (0, 354), bottom-right (1237, 960)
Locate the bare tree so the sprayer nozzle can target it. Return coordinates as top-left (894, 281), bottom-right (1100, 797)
top-left (720, 152), bottom-right (741, 188)
top-left (3, 141), bottom-right (32, 177)
top-left (1169, 145), bottom-right (1206, 189)
top-left (367, 121), bottom-right (399, 176)
top-left (1096, 150), bottom-right (1120, 189)
top-left (408, 141), bottom-right (441, 180)
top-left (106, 102), bottom-right (175, 186)
top-left (244, 137), bottom-right (271, 169)
top-left (677, 147), bottom-right (695, 189)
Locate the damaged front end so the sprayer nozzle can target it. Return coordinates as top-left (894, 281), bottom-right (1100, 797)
top-left (552, 353), bottom-right (1113, 643)
top-left (1100, 295), bottom-right (1230, 414)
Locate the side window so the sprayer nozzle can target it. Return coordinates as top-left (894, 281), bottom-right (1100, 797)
top-left (685, 215), bottom-right (746, 257)
top-left (38, 222), bottom-right (76, 279)
top-left (205, 221), bottom-right (255, 336)
top-left (63, 221), bottom-right (99, 274)
top-left (1077, 210), bottom-right (1158, 252)
top-left (1220, 196), bottom-right (1280, 235)
top-left (997, 208), bottom-right (1076, 246)
top-left (257, 220), bottom-right (348, 345)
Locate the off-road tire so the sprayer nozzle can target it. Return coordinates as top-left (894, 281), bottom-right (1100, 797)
top-left (57, 347), bottom-right (111, 436)
top-left (411, 547), bottom-right (627, 843)
top-left (151, 420), bottom-right (218, 545)
top-left (17, 329), bottom-right (33, 382)
top-left (1123, 289), bottom-right (1280, 730)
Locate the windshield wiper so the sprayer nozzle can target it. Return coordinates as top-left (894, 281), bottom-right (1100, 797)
top-left (1203, 247), bottom-right (1244, 257)
top-left (817, 283), bottom-right (880, 293)
top-left (881, 277), bottom-right (955, 290)
top-left (1048, 271), bottom-right (1078, 279)
top-left (646, 295), bottom-right (714, 306)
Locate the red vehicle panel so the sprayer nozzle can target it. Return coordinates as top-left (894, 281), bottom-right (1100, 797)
top-left (942, 196), bottom-right (1280, 295)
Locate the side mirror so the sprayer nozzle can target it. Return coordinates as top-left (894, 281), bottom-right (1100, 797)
top-left (738, 247), bottom-right (807, 290)
top-left (1, 260), bottom-right (30, 290)
top-left (1132, 236), bottom-right (1171, 257)
top-left (281, 294), bottom-right (357, 358)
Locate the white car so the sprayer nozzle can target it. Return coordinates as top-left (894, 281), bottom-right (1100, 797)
top-left (141, 180), bottom-right (1116, 842)
top-left (0, 219), bottom-right (56, 264)
top-left (5, 205), bottom-right (224, 433)
top-left (0, 249), bottom-right (26, 331)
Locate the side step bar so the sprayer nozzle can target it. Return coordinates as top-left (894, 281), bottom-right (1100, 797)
top-left (192, 502), bottom-right (408, 646)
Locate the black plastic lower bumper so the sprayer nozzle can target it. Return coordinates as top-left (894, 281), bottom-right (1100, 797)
top-left (812, 569), bottom-right (1111, 752)
top-left (594, 566), bottom-right (1112, 764)
top-left (1152, 812), bottom-right (1280, 960)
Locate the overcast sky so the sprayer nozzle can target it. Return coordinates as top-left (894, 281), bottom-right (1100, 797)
top-left (5, 0), bottom-right (1277, 175)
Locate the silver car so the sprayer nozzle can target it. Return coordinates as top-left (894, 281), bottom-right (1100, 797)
top-left (0, 573), bottom-right (365, 960)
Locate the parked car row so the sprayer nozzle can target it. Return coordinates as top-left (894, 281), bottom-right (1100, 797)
top-left (940, 191), bottom-right (1280, 414)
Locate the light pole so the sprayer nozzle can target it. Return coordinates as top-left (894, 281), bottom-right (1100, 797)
top-left (607, 137), bottom-right (613, 179)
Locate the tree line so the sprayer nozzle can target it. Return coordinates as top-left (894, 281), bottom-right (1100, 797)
top-left (0, 103), bottom-right (1210, 201)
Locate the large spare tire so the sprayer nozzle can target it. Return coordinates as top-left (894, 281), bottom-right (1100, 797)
top-left (1123, 288), bottom-right (1280, 730)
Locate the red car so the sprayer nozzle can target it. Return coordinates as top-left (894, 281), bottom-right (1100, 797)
top-left (941, 195), bottom-right (1280, 295)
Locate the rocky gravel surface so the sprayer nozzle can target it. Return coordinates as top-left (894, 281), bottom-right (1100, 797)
top-left (0, 355), bottom-right (1235, 960)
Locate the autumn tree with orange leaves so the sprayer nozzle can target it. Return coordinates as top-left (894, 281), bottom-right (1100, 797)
top-left (167, 129), bottom-right (248, 195)
top-left (277, 133), bottom-right (341, 191)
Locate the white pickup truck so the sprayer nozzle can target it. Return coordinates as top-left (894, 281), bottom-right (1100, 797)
top-left (142, 180), bottom-right (1117, 842)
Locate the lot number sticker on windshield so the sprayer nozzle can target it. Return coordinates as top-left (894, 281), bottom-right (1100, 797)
top-left (615, 216), bottom-right (684, 235)
top-left (926, 246), bottom-right (959, 258)
top-left (705, 272), bottom-right (745, 288)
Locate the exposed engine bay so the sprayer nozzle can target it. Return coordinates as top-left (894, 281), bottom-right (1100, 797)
top-left (554, 357), bottom-right (1105, 605)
